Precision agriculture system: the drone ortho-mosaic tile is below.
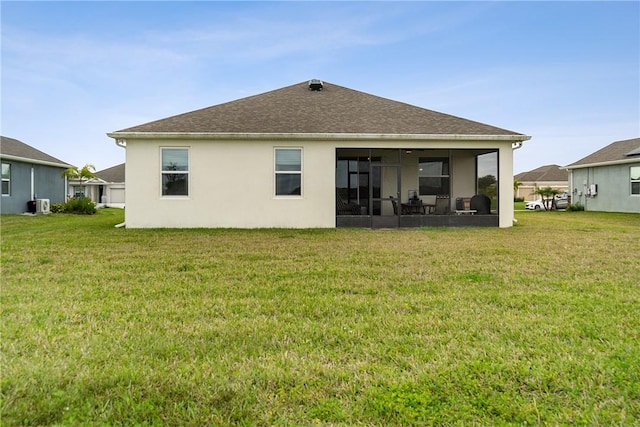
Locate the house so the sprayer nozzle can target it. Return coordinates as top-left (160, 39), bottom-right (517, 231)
top-left (67, 163), bottom-right (125, 208)
top-left (514, 164), bottom-right (568, 202)
top-left (107, 80), bottom-right (530, 228)
top-left (0, 136), bottom-right (72, 214)
top-left (564, 137), bottom-right (640, 213)
top-left (96, 163), bottom-right (125, 208)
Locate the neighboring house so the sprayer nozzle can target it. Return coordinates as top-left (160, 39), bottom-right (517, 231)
top-left (514, 164), bottom-right (568, 202)
top-left (107, 80), bottom-right (530, 228)
top-left (564, 137), bottom-right (640, 213)
top-left (0, 136), bottom-right (72, 214)
top-left (67, 163), bottom-right (125, 208)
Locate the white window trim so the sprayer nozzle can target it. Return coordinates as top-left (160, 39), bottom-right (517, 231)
top-left (631, 165), bottom-right (640, 196)
top-left (274, 147), bottom-right (303, 198)
top-left (73, 186), bottom-right (85, 197)
top-left (1, 162), bottom-right (10, 196)
top-left (160, 147), bottom-right (190, 198)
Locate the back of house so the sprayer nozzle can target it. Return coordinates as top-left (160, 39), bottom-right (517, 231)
top-left (108, 80), bottom-right (531, 228)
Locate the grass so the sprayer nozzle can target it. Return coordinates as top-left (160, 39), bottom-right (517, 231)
top-left (1, 208), bottom-right (639, 425)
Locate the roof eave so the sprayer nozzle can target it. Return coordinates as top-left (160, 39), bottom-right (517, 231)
top-left (107, 132), bottom-right (531, 142)
top-left (0, 154), bottom-right (72, 169)
top-left (79, 177), bottom-right (109, 185)
top-left (564, 157), bottom-right (640, 170)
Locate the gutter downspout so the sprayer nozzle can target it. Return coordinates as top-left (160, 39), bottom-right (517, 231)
top-left (31, 167), bottom-right (35, 201)
top-left (511, 140), bottom-right (525, 223)
top-left (114, 137), bottom-right (126, 228)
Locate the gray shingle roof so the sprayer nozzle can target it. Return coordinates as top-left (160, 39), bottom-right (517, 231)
top-left (96, 163), bottom-right (125, 183)
top-left (515, 164), bottom-right (568, 182)
top-left (566, 137), bottom-right (640, 168)
top-left (116, 81), bottom-right (526, 136)
top-left (0, 136), bottom-right (71, 167)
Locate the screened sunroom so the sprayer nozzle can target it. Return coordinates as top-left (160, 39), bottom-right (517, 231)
top-left (336, 148), bottom-right (500, 228)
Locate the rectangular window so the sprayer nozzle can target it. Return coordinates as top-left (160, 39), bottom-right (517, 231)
top-left (477, 152), bottom-right (498, 198)
top-left (1, 163), bottom-right (10, 196)
top-left (275, 148), bottom-right (302, 196)
top-left (161, 148), bottom-right (189, 196)
top-left (418, 157), bottom-right (449, 195)
top-left (631, 166), bottom-right (640, 195)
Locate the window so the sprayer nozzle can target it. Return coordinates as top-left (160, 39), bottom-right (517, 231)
top-left (631, 166), bottom-right (640, 195)
top-left (477, 152), bottom-right (497, 198)
top-left (73, 186), bottom-right (85, 198)
top-left (1, 163), bottom-right (10, 196)
top-left (275, 148), bottom-right (302, 196)
top-left (161, 148), bottom-right (189, 196)
top-left (418, 157), bottom-right (449, 195)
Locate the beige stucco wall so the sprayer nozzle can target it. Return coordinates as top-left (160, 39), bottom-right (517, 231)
top-left (451, 152), bottom-right (477, 202)
top-left (498, 145), bottom-right (514, 227)
top-left (517, 181), bottom-right (568, 202)
top-left (123, 137), bottom-right (517, 228)
top-left (125, 139), bottom-right (336, 228)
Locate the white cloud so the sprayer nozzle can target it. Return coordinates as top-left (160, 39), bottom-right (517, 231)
top-left (2, 2), bottom-right (638, 172)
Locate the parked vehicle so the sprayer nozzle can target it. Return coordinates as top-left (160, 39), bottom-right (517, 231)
top-left (526, 194), bottom-right (569, 210)
top-left (525, 200), bottom-right (546, 210)
top-left (554, 192), bottom-right (569, 209)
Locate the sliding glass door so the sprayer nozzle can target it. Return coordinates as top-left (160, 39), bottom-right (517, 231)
top-left (371, 164), bottom-right (401, 228)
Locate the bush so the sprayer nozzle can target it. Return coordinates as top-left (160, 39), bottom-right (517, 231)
top-left (514, 197), bottom-right (524, 202)
top-left (50, 203), bottom-right (65, 213)
top-left (63, 197), bottom-right (97, 215)
top-left (567, 203), bottom-right (585, 212)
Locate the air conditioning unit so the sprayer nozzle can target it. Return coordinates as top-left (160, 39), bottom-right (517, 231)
top-left (36, 199), bottom-right (50, 214)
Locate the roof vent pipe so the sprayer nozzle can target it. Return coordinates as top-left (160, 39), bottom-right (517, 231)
top-left (308, 79), bottom-right (323, 91)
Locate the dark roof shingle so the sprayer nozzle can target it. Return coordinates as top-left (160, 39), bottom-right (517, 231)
top-left (0, 136), bottom-right (71, 166)
top-left (566, 138), bottom-right (640, 168)
top-left (116, 81), bottom-right (525, 136)
top-left (515, 164), bottom-right (568, 182)
top-left (96, 163), bottom-right (125, 183)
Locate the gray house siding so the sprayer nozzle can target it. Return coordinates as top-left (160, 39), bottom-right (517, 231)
top-left (0, 160), bottom-right (67, 214)
top-left (33, 163), bottom-right (67, 204)
top-left (570, 162), bottom-right (640, 213)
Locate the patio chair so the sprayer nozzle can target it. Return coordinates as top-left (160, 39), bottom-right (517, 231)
top-left (422, 195), bottom-right (437, 214)
top-left (336, 194), bottom-right (362, 215)
top-left (389, 196), bottom-right (399, 215)
top-left (434, 196), bottom-right (449, 215)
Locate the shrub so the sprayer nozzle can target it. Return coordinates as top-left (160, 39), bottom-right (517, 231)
top-left (514, 197), bottom-right (524, 202)
top-left (567, 203), bottom-right (585, 211)
top-left (64, 197), bottom-right (97, 215)
top-left (50, 203), bottom-right (65, 213)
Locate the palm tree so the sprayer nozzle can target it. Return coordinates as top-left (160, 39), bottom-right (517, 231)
top-left (513, 180), bottom-right (522, 194)
top-left (62, 164), bottom-right (96, 198)
top-left (533, 186), bottom-right (560, 210)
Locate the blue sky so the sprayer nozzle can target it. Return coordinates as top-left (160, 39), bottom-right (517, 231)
top-left (2, 1), bottom-right (638, 173)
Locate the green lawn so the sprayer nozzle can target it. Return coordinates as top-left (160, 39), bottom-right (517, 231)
top-left (1, 209), bottom-right (639, 425)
